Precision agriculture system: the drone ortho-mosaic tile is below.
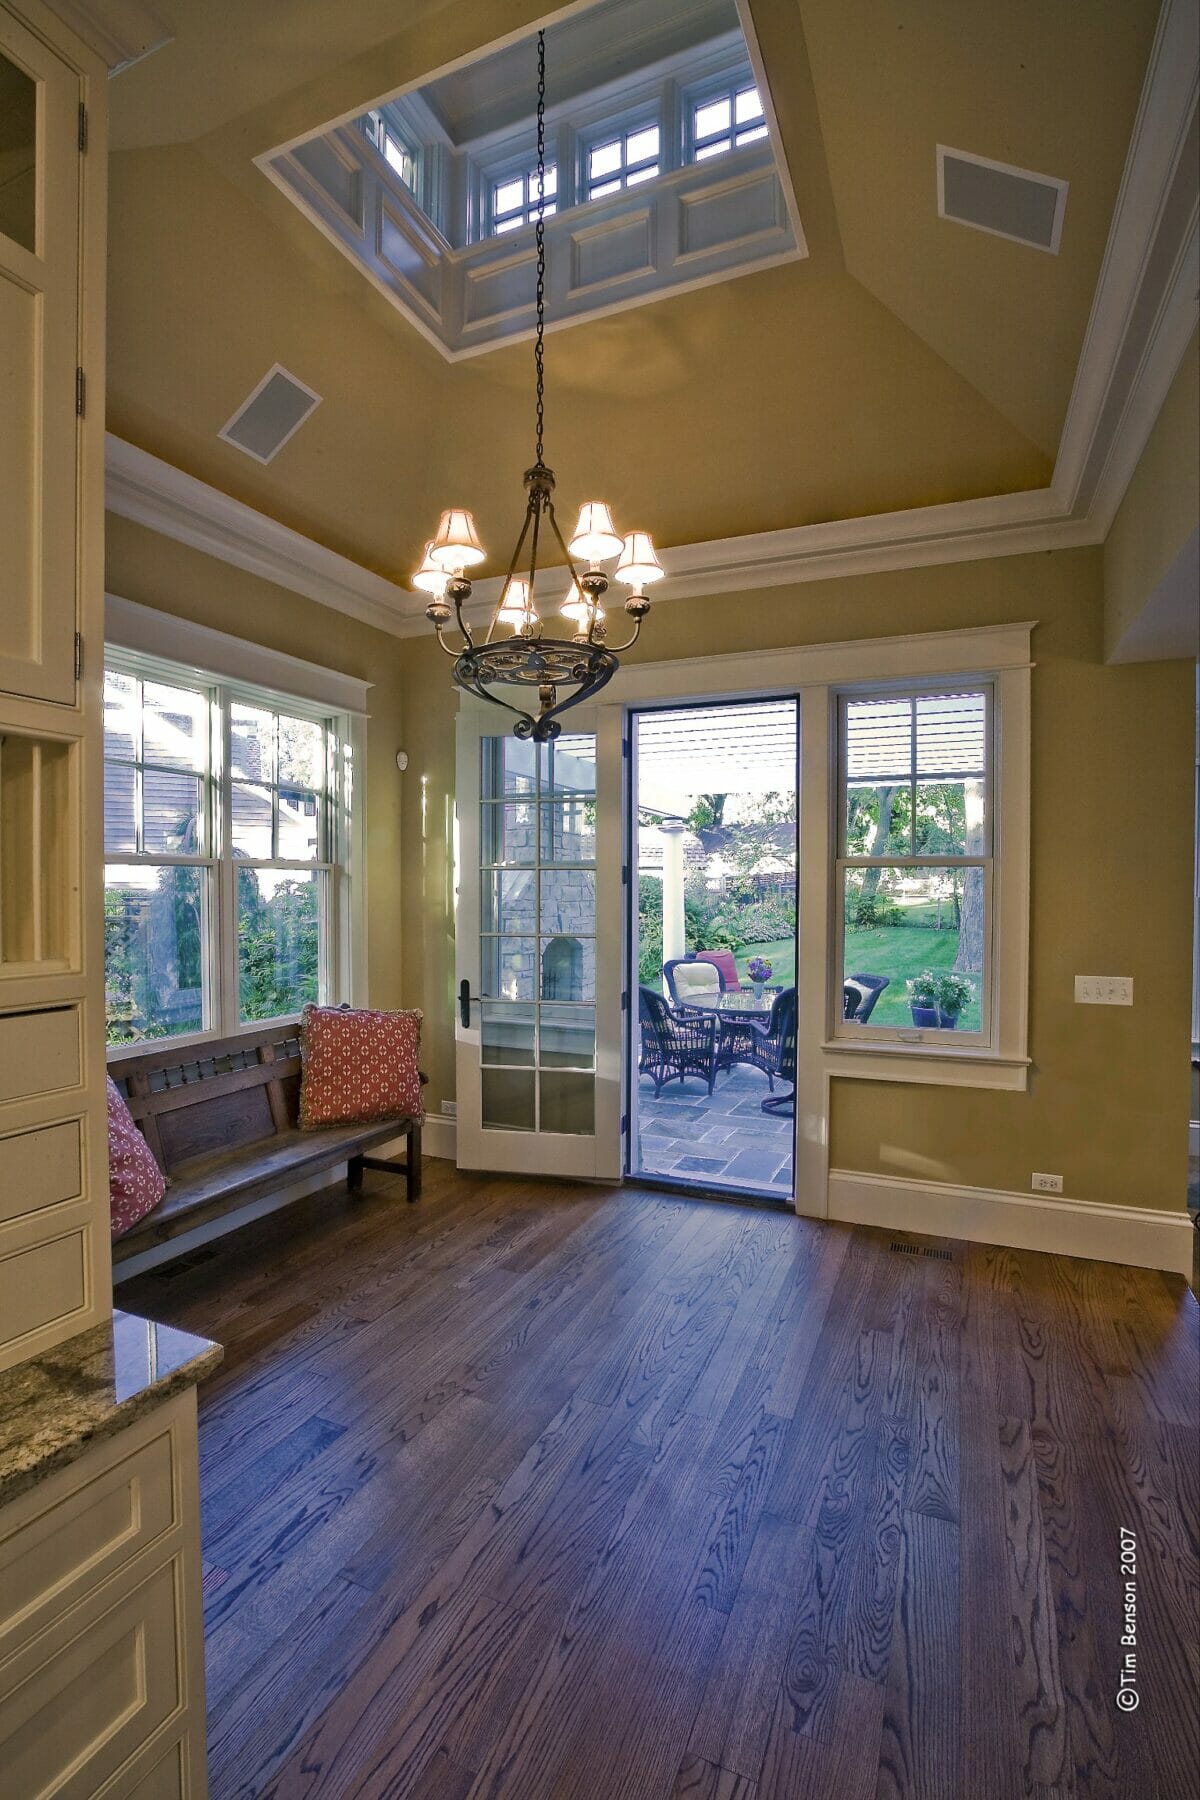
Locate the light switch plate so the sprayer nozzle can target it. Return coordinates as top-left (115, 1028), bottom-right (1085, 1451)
top-left (1075, 976), bottom-right (1133, 1005)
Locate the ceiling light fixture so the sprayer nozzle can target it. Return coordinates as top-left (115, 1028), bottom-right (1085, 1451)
top-left (413, 29), bottom-right (663, 741)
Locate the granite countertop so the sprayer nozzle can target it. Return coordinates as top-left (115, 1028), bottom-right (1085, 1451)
top-left (0, 1309), bottom-right (223, 1507)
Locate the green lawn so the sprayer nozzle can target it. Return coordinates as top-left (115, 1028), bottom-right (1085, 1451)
top-left (736, 927), bottom-right (980, 1030)
top-left (734, 939), bottom-right (795, 986)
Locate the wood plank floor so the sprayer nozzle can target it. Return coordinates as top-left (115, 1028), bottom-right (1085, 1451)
top-left (118, 1161), bottom-right (1200, 1800)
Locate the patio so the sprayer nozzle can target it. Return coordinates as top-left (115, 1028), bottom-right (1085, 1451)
top-left (634, 1061), bottom-right (794, 1195)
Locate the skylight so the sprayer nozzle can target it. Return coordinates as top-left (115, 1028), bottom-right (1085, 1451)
top-left (260, 0), bottom-right (805, 359)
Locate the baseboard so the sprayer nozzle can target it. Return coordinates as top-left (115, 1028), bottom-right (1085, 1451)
top-left (422, 1114), bottom-right (458, 1161)
top-left (828, 1169), bottom-right (1193, 1277)
top-left (112, 1164), bottom-right (350, 1282)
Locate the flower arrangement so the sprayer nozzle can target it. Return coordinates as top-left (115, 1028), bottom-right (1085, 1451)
top-left (746, 956), bottom-right (773, 984)
top-left (906, 968), bottom-right (974, 1026)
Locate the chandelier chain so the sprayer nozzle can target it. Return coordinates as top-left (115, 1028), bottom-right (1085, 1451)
top-left (534, 28), bottom-right (546, 467)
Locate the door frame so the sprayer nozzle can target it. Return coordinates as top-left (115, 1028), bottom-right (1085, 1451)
top-left (451, 620), bottom-right (1031, 1216)
top-left (623, 692), bottom-right (801, 1201)
top-left (453, 700), bottom-right (623, 1179)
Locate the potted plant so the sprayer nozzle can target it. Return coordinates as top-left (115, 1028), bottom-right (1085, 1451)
top-left (907, 969), bottom-right (974, 1029)
top-left (746, 954), bottom-right (772, 1001)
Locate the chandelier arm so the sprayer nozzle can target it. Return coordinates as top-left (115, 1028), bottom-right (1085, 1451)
top-left (451, 591), bottom-right (475, 650)
top-left (606, 614), bottom-right (647, 654)
top-left (486, 498), bottom-right (539, 646)
top-left (544, 498), bottom-right (587, 592)
top-left (526, 491), bottom-right (544, 618)
top-left (432, 622), bottom-right (464, 659)
top-left (544, 498), bottom-right (599, 640)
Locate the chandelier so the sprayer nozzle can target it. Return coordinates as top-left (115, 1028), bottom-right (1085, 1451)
top-left (412, 29), bottom-right (663, 742)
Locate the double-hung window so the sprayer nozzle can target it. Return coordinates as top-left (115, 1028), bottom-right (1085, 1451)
top-left (585, 124), bottom-right (660, 199)
top-left (103, 657), bottom-right (348, 1047)
top-left (836, 685), bottom-right (992, 1042)
top-left (492, 164), bottom-right (557, 233)
top-left (691, 83), bottom-right (767, 162)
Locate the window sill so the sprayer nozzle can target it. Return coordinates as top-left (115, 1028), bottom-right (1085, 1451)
top-left (106, 1016), bottom-right (304, 1063)
top-left (819, 1039), bottom-right (1030, 1091)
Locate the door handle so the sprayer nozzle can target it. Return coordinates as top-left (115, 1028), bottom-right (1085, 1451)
top-left (459, 980), bottom-right (477, 1028)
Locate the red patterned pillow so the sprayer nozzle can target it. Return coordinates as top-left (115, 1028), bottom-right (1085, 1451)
top-left (107, 1076), bottom-right (166, 1239)
top-left (299, 1004), bottom-right (424, 1130)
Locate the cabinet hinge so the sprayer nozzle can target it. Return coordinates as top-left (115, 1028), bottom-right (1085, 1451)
top-left (74, 632), bottom-right (83, 682)
top-left (75, 367), bottom-right (86, 416)
top-left (620, 990), bottom-right (628, 1012)
top-left (620, 1113), bottom-right (628, 1135)
top-left (78, 103), bottom-right (88, 153)
top-left (621, 864), bottom-right (629, 886)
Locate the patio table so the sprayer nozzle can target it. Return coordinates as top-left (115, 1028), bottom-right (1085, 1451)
top-left (684, 989), bottom-right (782, 1074)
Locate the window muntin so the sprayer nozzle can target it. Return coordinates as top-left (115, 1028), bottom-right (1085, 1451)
top-left (691, 83), bottom-right (766, 162)
top-left (103, 660), bottom-right (343, 1046)
top-left (492, 164), bottom-right (557, 234)
top-left (361, 110), bottom-right (419, 193)
top-left (585, 123), bottom-right (660, 200)
top-left (836, 687), bottom-right (992, 1040)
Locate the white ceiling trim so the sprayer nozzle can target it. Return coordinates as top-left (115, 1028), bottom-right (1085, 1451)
top-left (47, 0), bottom-right (172, 73)
top-left (104, 434), bottom-right (413, 640)
top-left (102, 0), bottom-right (1198, 637)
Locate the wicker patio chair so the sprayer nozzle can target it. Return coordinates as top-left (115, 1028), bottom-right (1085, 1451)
top-left (638, 985), bottom-right (721, 1097)
top-left (751, 987), bottom-right (797, 1114)
top-left (843, 972), bottom-right (890, 1021)
top-left (663, 956), bottom-right (725, 1011)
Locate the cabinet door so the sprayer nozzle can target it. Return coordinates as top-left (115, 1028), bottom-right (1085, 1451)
top-left (0, 7), bottom-right (80, 704)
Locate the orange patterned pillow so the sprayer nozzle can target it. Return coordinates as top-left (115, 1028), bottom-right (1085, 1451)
top-left (299, 1004), bottom-right (424, 1130)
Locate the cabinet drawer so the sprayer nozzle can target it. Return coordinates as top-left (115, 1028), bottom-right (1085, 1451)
top-left (0, 1560), bottom-right (182, 1800)
top-left (0, 1426), bottom-right (176, 1654)
top-left (0, 1006), bottom-right (80, 1104)
top-left (0, 1118), bottom-right (82, 1224)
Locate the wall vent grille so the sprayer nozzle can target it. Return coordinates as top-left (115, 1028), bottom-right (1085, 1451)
top-left (218, 364), bottom-right (322, 463)
top-left (937, 146), bottom-right (1068, 254)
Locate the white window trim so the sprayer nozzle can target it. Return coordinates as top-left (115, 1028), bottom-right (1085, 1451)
top-left (103, 597), bottom-right (370, 1059)
top-left (594, 620), bottom-right (1032, 1215)
top-left (832, 678), bottom-right (995, 1051)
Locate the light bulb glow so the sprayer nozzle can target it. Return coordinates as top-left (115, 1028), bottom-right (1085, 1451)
top-left (429, 508), bottom-right (486, 570)
top-left (412, 543), bottom-right (449, 595)
top-left (615, 531), bottom-right (664, 587)
top-left (568, 501), bottom-right (623, 562)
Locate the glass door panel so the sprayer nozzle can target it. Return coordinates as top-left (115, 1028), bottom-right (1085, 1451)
top-left (479, 732), bottom-right (597, 1139)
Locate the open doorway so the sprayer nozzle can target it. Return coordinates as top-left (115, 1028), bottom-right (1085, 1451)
top-left (629, 699), bottom-right (798, 1202)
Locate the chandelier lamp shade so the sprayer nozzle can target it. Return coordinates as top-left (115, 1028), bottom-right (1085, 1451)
top-left (412, 28), bottom-right (663, 741)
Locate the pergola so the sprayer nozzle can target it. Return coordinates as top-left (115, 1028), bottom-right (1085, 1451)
top-left (635, 701), bottom-right (799, 981)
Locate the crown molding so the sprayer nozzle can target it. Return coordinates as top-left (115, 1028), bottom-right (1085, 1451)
top-left (103, 0), bottom-right (1198, 636)
top-left (104, 435), bottom-right (414, 640)
top-left (46, 0), bottom-right (172, 72)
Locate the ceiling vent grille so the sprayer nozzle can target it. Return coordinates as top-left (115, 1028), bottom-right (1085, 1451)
top-left (218, 364), bottom-right (322, 463)
top-left (937, 146), bottom-right (1068, 254)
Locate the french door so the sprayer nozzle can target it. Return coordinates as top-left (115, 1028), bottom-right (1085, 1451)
top-left (454, 702), bottom-right (624, 1177)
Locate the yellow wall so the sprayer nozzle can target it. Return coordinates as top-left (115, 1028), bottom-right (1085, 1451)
top-left (400, 545), bottom-right (1194, 1212)
top-left (107, 517), bottom-right (1193, 1215)
top-left (104, 514), bottom-right (408, 1013)
top-left (1104, 331), bottom-right (1200, 657)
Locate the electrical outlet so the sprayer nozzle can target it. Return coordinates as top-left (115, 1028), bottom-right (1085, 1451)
top-left (1032, 1171), bottom-right (1063, 1193)
top-left (1075, 976), bottom-right (1133, 1005)
top-left (441, 1099), bottom-right (457, 1116)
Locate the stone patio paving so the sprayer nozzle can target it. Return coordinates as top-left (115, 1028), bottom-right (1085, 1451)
top-left (633, 1061), bottom-right (794, 1195)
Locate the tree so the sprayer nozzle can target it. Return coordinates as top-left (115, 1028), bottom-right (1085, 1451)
top-left (687, 793), bottom-right (729, 853)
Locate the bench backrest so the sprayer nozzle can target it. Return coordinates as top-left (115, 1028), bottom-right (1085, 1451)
top-left (109, 1025), bottom-right (303, 1177)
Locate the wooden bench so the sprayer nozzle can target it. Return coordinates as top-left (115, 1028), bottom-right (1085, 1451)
top-left (109, 1023), bottom-right (423, 1269)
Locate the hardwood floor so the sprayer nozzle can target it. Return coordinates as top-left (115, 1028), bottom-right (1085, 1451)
top-left (118, 1161), bottom-right (1200, 1800)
